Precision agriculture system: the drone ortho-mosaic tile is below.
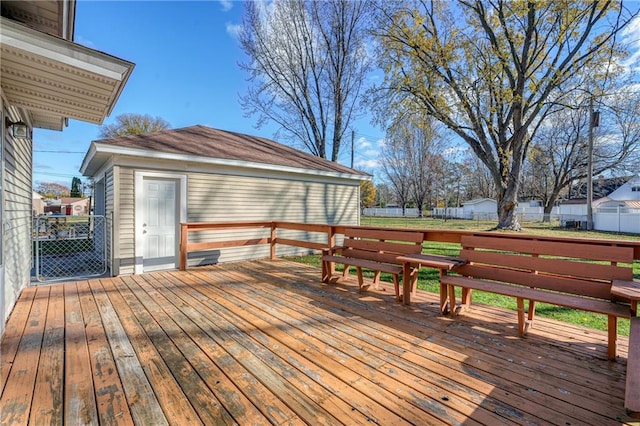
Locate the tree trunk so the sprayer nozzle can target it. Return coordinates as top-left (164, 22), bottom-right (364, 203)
top-left (496, 185), bottom-right (521, 231)
top-left (542, 202), bottom-right (554, 223)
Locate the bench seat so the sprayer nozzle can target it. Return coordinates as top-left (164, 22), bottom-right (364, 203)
top-left (321, 255), bottom-right (403, 276)
top-left (321, 228), bottom-right (423, 301)
top-left (442, 235), bottom-right (637, 361)
top-left (441, 275), bottom-right (631, 319)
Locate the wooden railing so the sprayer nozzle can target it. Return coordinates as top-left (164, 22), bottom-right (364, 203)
top-left (179, 221), bottom-right (640, 271)
top-left (179, 221), bottom-right (332, 270)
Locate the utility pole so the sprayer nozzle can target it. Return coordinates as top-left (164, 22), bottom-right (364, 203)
top-left (586, 96), bottom-right (600, 231)
top-left (350, 129), bottom-right (355, 169)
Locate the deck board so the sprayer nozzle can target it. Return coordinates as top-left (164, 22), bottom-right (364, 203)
top-left (1, 260), bottom-right (636, 425)
top-left (30, 284), bottom-right (64, 424)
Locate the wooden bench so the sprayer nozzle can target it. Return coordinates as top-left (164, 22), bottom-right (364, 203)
top-left (321, 228), bottom-right (423, 301)
top-left (627, 317), bottom-right (640, 418)
top-left (440, 235), bottom-right (640, 360)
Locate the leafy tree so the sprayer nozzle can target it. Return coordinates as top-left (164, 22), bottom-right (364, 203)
top-left (360, 180), bottom-right (376, 211)
top-left (36, 182), bottom-right (70, 199)
top-left (99, 113), bottom-right (170, 138)
top-left (239, 0), bottom-right (373, 161)
top-left (70, 177), bottom-right (83, 198)
top-left (373, 0), bottom-right (637, 230)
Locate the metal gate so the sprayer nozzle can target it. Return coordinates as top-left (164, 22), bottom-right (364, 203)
top-left (33, 215), bottom-right (107, 282)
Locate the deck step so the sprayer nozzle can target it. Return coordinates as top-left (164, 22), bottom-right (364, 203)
top-left (626, 317), bottom-right (640, 418)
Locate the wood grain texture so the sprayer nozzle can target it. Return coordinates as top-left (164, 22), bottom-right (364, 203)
top-left (1, 261), bottom-right (636, 425)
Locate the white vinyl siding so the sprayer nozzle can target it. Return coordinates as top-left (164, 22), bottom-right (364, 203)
top-left (185, 172), bottom-right (359, 266)
top-left (107, 163), bottom-right (360, 272)
top-left (2, 110), bottom-right (33, 327)
top-left (104, 168), bottom-right (115, 274)
top-left (117, 168), bottom-right (135, 275)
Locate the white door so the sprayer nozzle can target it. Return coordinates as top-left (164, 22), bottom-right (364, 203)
top-left (142, 178), bottom-right (178, 272)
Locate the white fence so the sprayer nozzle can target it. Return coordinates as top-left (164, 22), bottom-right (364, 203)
top-left (432, 206), bottom-right (561, 222)
top-left (364, 205), bottom-right (640, 234)
top-left (363, 207), bottom-right (421, 217)
top-left (593, 207), bottom-right (640, 234)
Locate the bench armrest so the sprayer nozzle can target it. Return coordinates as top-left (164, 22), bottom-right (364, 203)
top-left (611, 280), bottom-right (640, 301)
top-left (322, 246), bottom-right (345, 255)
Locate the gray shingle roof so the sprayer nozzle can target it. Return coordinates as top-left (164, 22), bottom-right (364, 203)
top-left (94, 125), bottom-right (367, 176)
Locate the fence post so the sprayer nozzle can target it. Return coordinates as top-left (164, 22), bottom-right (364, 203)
top-left (270, 222), bottom-right (277, 260)
top-left (179, 223), bottom-right (188, 270)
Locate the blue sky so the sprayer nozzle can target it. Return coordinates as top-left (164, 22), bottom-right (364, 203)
top-left (33, 0), bottom-right (384, 188)
top-left (33, 1), bottom-right (640, 190)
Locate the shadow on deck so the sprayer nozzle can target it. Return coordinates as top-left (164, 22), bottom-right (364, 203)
top-left (1, 260), bottom-right (635, 425)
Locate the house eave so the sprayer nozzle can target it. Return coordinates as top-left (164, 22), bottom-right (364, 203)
top-left (0, 16), bottom-right (134, 130)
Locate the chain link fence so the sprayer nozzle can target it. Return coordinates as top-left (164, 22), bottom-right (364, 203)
top-left (33, 215), bottom-right (107, 282)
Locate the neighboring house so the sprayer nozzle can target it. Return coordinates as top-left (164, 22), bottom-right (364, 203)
top-left (32, 192), bottom-right (44, 216)
top-left (60, 197), bottom-right (89, 216)
top-left (559, 175), bottom-right (640, 214)
top-left (0, 1), bottom-right (133, 333)
top-left (80, 125), bottom-right (369, 276)
top-left (598, 175), bottom-right (640, 206)
top-left (462, 198), bottom-right (497, 219)
top-left (43, 197), bottom-right (89, 215)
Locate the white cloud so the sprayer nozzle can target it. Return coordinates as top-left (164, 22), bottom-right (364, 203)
top-left (226, 22), bottom-right (242, 39)
top-left (622, 14), bottom-right (640, 71)
top-left (357, 137), bottom-right (371, 149)
top-left (218, 0), bottom-right (233, 12)
top-left (355, 159), bottom-right (379, 169)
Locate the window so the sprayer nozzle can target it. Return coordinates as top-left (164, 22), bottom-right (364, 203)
top-left (632, 186), bottom-right (640, 192)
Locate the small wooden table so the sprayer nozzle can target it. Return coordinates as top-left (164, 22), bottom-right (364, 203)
top-left (396, 253), bottom-right (464, 306)
top-left (611, 279), bottom-right (640, 315)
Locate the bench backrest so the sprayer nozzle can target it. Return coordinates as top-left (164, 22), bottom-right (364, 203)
top-left (456, 235), bottom-right (634, 300)
top-left (341, 228), bottom-right (423, 265)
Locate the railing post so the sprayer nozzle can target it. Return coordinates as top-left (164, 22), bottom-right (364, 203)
top-left (179, 223), bottom-right (188, 270)
top-left (328, 225), bottom-right (336, 276)
top-left (270, 222), bottom-right (277, 260)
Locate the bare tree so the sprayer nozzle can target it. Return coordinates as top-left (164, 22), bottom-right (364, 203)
top-left (36, 182), bottom-right (70, 199)
top-left (375, 182), bottom-right (394, 207)
top-left (522, 85), bottom-right (640, 219)
top-left (373, 0), bottom-right (637, 230)
top-left (99, 113), bottom-right (170, 138)
top-left (459, 149), bottom-right (495, 201)
top-left (379, 137), bottom-right (412, 216)
top-left (239, 0), bottom-right (372, 161)
top-left (381, 113), bottom-right (444, 217)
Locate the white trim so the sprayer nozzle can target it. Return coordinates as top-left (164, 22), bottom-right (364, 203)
top-left (134, 171), bottom-right (187, 274)
top-left (83, 142), bottom-right (369, 182)
top-left (1, 17), bottom-right (132, 80)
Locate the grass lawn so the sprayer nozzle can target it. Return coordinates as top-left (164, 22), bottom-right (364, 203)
top-left (286, 216), bottom-right (640, 337)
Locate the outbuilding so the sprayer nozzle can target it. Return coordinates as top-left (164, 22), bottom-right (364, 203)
top-left (462, 198), bottom-right (498, 219)
top-left (80, 125), bottom-right (369, 275)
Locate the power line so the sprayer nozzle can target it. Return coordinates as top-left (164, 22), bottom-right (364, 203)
top-left (34, 150), bottom-right (85, 153)
top-left (34, 171), bottom-right (83, 178)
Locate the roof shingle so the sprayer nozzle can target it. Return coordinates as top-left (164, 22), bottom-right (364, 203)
top-left (94, 125), bottom-right (367, 176)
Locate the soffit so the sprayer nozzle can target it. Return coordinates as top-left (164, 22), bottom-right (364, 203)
top-left (0, 17), bottom-right (133, 130)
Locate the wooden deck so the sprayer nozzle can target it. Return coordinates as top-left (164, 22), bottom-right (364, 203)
top-left (1, 259), bottom-right (636, 425)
